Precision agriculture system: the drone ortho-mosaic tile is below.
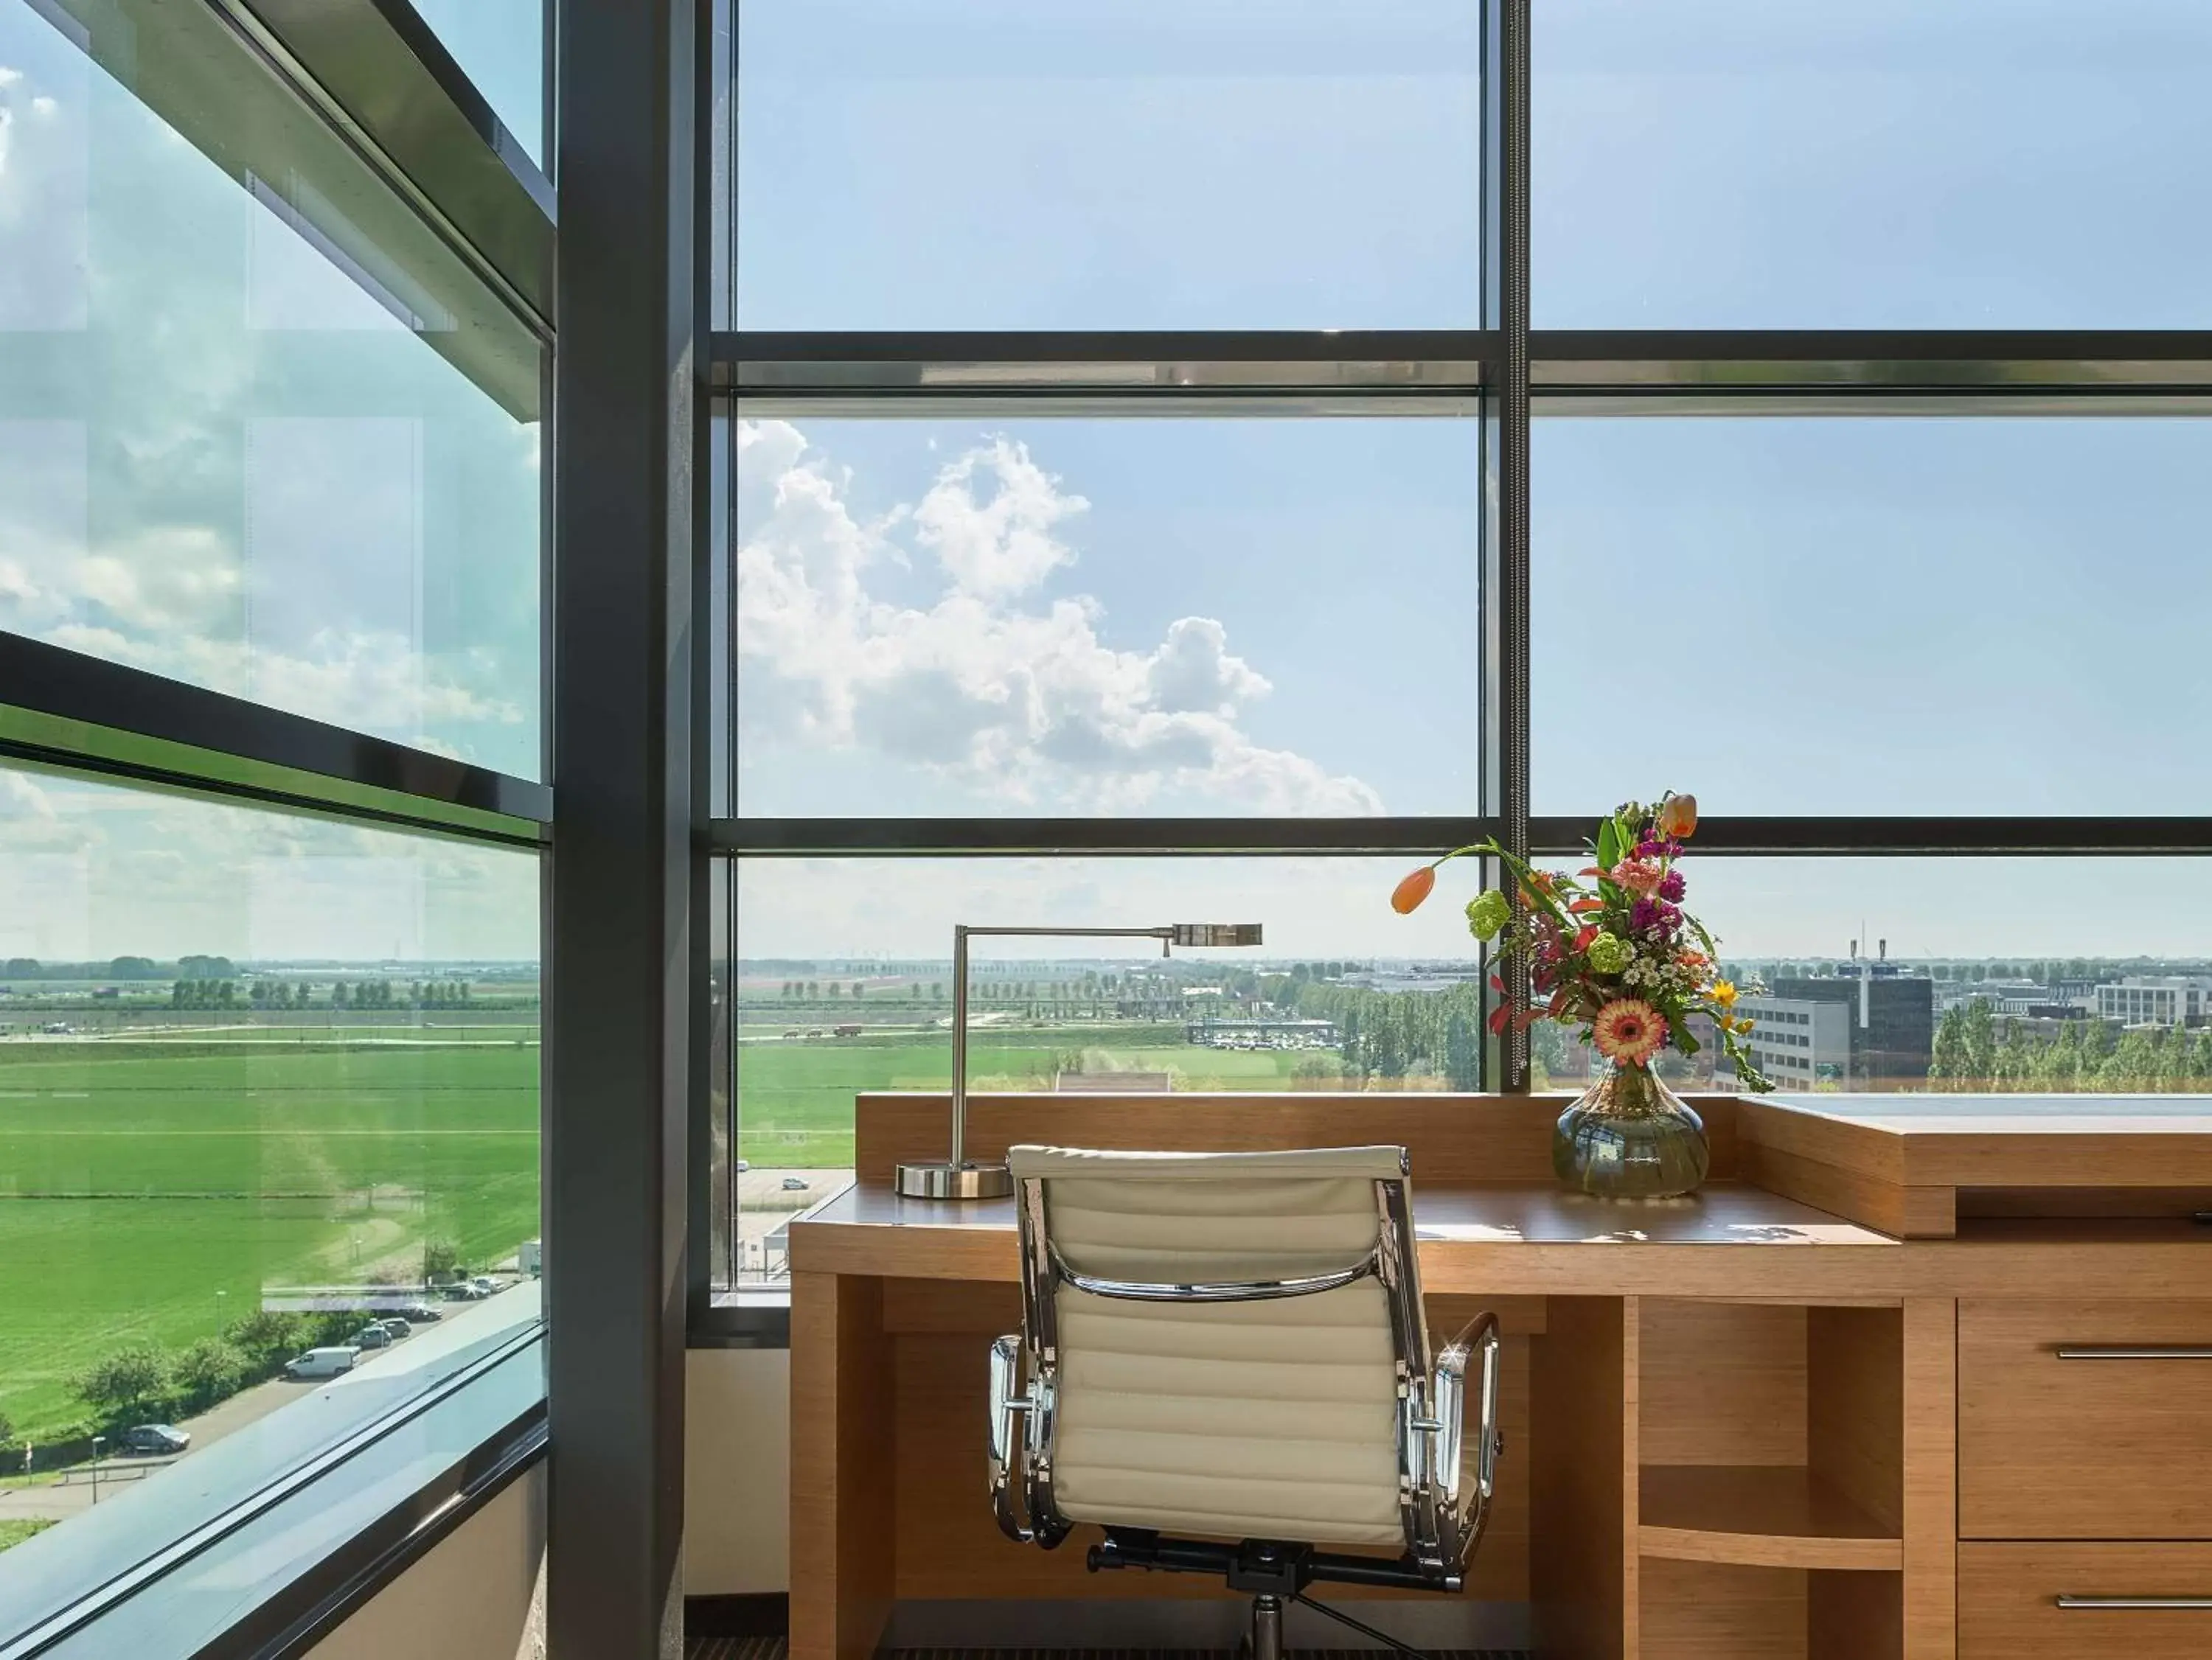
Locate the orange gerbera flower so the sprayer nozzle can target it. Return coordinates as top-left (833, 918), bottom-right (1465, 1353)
top-left (1591, 998), bottom-right (1666, 1068)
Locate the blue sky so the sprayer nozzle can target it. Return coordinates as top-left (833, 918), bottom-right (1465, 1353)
top-left (726, 0), bottom-right (2212, 959)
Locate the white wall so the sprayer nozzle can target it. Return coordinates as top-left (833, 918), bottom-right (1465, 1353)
top-left (683, 1346), bottom-right (790, 1594)
top-left (308, 1464), bottom-right (546, 1660)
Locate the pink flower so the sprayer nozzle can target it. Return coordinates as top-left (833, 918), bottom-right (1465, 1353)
top-left (1591, 998), bottom-right (1666, 1068)
top-left (1613, 857), bottom-right (1666, 896)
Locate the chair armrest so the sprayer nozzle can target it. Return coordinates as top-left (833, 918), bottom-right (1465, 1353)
top-left (1430, 1311), bottom-right (1504, 1563)
top-left (987, 1333), bottom-right (1035, 1543)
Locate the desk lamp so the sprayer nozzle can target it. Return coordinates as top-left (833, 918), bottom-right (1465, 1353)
top-left (894, 921), bottom-right (1265, 1200)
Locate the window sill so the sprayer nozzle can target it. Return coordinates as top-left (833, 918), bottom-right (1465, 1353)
top-left (0, 1304), bottom-right (546, 1660)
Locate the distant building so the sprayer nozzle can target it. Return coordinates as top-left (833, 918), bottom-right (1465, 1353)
top-left (1734, 995), bottom-right (1851, 1087)
top-left (1764, 966), bottom-right (1935, 1085)
top-left (2095, 976), bottom-right (2212, 1028)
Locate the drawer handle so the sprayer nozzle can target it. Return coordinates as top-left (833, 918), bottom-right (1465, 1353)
top-left (2053, 1346), bottom-right (2212, 1360)
top-left (2057, 1597), bottom-right (2212, 1610)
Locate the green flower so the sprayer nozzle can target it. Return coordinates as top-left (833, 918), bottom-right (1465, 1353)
top-left (1585, 931), bottom-right (1630, 974)
top-left (1464, 890), bottom-right (1511, 941)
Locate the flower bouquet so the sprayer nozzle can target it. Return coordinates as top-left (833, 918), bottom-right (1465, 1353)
top-left (1390, 792), bottom-right (1770, 1199)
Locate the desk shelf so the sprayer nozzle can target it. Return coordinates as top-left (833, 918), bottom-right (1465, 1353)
top-left (1639, 1464), bottom-right (1902, 1571)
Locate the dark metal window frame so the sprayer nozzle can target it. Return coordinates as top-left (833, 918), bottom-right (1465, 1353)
top-left (700, 0), bottom-right (2212, 1329)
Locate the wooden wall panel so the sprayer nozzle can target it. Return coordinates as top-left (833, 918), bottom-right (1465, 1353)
top-left (1640, 1300), bottom-right (1806, 1469)
top-left (1532, 1296), bottom-right (1633, 1660)
top-left (1808, 1305), bottom-right (1905, 1536)
top-left (1809, 1568), bottom-right (1902, 1660)
top-left (790, 1272), bottom-right (894, 1660)
top-left (1900, 1300), bottom-right (1956, 1660)
top-left (855, 1092), bottom-right (1742, 1188)
top-left (1640, 1559), bottom-right (1806, 1660)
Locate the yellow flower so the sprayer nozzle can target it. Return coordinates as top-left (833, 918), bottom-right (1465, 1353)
top-left (1711, 979), bottom-right (1738, 1008)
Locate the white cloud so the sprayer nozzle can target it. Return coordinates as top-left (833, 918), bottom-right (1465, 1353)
top-left (736, 420), bottom-right (1381, 815)
top-left (914, 435), bottom-right (1087, 598)
top-left (29, 95), bottom-right (54, 118)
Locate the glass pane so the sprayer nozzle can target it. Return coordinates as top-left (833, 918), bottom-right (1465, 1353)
top-left (734, 416), bottom-right (1480, 816)
top-left (1535, 0), bottom-right (2212, 326)
top-left (736, 0), bottom-right (1483, 329)
top-left (731, 855), bottom-right (1487, 1283)
top-left (0, 762), bottom-right (538, 1556)
top-left (1532, 418), bottom-right (2212, 816)
top-left (0, 0), bottom-right (543, 779)
top-left (410, 0), bottom-right (546, 167)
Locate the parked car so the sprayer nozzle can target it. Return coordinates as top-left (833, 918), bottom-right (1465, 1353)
top-left (397, 1304), bottom-right (442, 1323)
top-left (119, 1424), bottom-right (189, 1457)
top-left (440, 1281), bottom-right (486, 1301)
top-left (285, 1347), bottom-right (359, 1380)
top-left (353, 1323), bottom-right (392, 1349)
top-left (469, 1276), bottom-right (499, 1296)
top-left (781, 1176), bottom-right (809, 1192)
top-left (377, 1318), bottom-right (411, 1340)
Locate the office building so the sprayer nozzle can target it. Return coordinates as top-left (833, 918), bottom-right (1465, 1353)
top-left (2095, 975), bottom-right (2212, 1028)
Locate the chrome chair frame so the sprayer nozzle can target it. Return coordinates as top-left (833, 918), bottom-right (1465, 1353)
top-left (987, 1152), bottom-right (1506, 1604)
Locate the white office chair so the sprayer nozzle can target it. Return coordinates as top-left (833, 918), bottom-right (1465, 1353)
top-left (987, 1144), bottom-right (1504, 1660)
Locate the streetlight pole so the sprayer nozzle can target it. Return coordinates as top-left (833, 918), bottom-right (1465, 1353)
top-left (90, 1436), bottom-right (103, 1504)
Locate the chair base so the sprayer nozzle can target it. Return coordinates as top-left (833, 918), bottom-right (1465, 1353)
top-left (1087, 1530), bottom-right (1455, 1659)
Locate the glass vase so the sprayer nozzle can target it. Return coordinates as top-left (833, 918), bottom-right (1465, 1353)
top-left (1552, 1061), bottom-right (1710, 1199)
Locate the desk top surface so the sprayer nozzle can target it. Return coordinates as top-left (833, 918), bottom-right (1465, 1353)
top-left (1764, 1092), bottom-right (2212, 1134)
top-left (801, 1177), bottom-right (1891, 1248)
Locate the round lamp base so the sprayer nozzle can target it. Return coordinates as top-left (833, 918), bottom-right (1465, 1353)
top-left (894, 1161), bottom-right (1014, 1200)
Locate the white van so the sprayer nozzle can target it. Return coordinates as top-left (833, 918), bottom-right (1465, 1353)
top-left (285, 1346), bottom-right (359, 1381)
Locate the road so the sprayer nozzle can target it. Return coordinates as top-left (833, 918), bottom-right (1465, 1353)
top-left (0, 1373), bottom-right (321, 1525)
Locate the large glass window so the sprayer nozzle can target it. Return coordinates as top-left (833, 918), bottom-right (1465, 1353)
top-left (0, 0), bottom-right (543, 780)
top-left (1532, 417), bottom-right (2212, 817)
top-left (735, 0), bottom-right (1483, 329)
top-left (0, 764), bottom-right (538, 1555)
top-left (1534, 0), bottom-right (2212, 327)
top-left (726, 854), bottom-right (1484, 1281)
top-left (733, 416), bottom-right (1480, 817)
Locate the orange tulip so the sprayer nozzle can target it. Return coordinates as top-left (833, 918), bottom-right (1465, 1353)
top-left (1658, 792), bottom-right (1699, 840)
top-left (1391, 865), bottom-right (1437, 914)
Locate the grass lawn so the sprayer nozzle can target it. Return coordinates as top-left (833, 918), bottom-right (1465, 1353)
top-left (0, 1519), bottom-right (55, 1554)
top-left (0, 1033), bottom-right (539, 1441)
top-left (731, 1022), bottom-right (1343, 1167)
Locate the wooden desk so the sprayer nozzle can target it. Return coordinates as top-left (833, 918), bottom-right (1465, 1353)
top-left (790, 1092), bottom-right (2212, 1660)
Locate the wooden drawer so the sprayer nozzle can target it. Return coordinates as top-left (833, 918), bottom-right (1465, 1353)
top-left (1960, 1300), bottom-right (2212, 1538)
top-left (1962, 1544), bottom-right (2212, 1659)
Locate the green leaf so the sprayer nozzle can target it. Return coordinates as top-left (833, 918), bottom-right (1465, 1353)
top-left (1596, 817), bottom-right (1621, 869)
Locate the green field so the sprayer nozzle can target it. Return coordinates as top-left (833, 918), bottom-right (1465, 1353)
top-left (733, 1022), bottom-right (1339, 1166)
top-left (1, 1017), bottom-right (1340, 1440)
top-left (0, 1519), bottom-right (55, 1554)
top-left (0, 1031), bottom-right (538, 1441)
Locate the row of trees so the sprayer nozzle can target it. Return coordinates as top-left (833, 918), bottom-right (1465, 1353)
top-left (52, 1311), bottom-right (365, 1443)
top-left (1929, 1003), bottom-right (2212, 1090)
top-left (1, 955), bottom-right (238, 982)
top-left (1286, 980), bottom-right (1486, 1089)
top-left (170, 978), bottom-right (479, 1011)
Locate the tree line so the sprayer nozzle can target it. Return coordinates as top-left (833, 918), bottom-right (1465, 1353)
top-left (1929, 1001), bottom-right (2212, 1090)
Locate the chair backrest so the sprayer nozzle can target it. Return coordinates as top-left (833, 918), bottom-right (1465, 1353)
top-left (1004, 1143), bottom-right (1427, 1551)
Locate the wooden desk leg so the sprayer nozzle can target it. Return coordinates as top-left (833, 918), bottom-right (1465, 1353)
top-left (1902, 1299), bottom-right (1957, 1660)
top-left (792, 1271), bottom-right (893, 1660)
